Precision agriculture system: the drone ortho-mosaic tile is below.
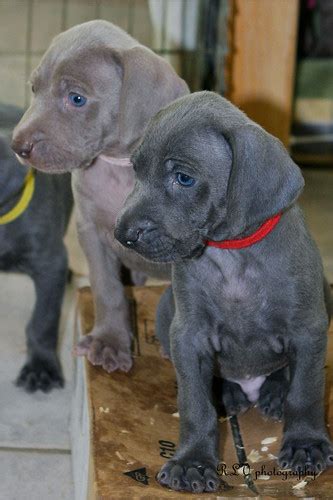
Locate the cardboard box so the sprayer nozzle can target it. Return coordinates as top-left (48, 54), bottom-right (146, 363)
top-left (77, 286), bottom-right (333, 499)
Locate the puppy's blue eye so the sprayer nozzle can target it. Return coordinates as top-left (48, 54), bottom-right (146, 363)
top-left (68, 92), bottom-right (87, 107)
top-left (176, 172), bottom-right (195, 187)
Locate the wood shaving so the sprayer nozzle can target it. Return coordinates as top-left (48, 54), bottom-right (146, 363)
top-left (236, 466), bottom-right (253, 475)
top-left (219, 416), bottom-right (231, 423)
top-left (292, 480), bottom-right (308, 490)
top-left (99, 407), bottom-right (110, 413)
top-left (308, 471), bottom-right (322, 480)
top-left (261, 436), bottom-right (277, 445)
top-left (150, 417), bottom-right (155, 425)
top-left (172, 412), bottom-right (179, 418)
top-left (257, 475), bottom-right (270, 481)
top-left (247, 449), bottom-right (263, 463)
top-left (121, 429), bottom-right (130, 434)
top-left (126, 461), bottom-right (135, 466)
top-left (115, 451), bottom-right (125, 461)
top-left (261, 446), bottom-right (268, 452)
top-left (268, 453), bottom-right (278, 460)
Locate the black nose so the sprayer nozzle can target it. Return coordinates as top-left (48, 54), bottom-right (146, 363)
top-left (115, 220), bottom-right (155, 248)
top-left (123, 227), bottom-right (143, 246)
top-left (11, 140), bottom-right (33, 159)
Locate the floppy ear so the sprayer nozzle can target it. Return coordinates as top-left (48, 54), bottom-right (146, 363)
top-left (116, 46), bottom-right (189, 153)
top-left (223, 124), bottom-right (304, 236)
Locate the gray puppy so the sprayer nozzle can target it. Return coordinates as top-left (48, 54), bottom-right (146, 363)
top-left (11, 20), bottom-right (188, 372)
top-left (0, 104), bottom-right (73, 392)
top-left (115, 91), bottom-right (333, 493)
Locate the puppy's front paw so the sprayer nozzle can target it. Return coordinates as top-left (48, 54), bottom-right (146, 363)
top-left (157, 459), bottom-right (225, 493)
top-left (74, 332), bottom-right (132, 373)
top-left (16, 355), bottom-right (64, 393)
top-left (279, 437), bottom-right (333, 474)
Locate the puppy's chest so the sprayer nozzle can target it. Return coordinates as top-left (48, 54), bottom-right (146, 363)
top-left (203, 258), bottom-right (268, 317)
top-left (187, 256), bottom-right (289, 372)
top-left (211, 274), bottom-right (271, 333)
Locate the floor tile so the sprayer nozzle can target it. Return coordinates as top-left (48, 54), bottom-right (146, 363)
top-left (0, 449), bottom-right (74, 500)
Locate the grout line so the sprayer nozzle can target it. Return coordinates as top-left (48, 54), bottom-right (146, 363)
top-left (161, 0), bottom-right (167, 52)
top-left (61, 0), bottom-right (69, 31)
top-left (24, 0), bottom-right (34, 108)
top-left (94, 0), bottom-right (101, 19)
top-left (127, 0), bottom-right (134, 36)
top-left (0, 446), bottom-right (71, 455)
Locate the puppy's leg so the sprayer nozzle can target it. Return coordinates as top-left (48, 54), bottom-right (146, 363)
top-left (74, 228), bottom-right (132, 372)
top-left (258, 367), bottom-right (289, 421)
top-left (16, 248), bottom-right (67, 392)
top-left (279, 328), bottom-right (333, 473)
top-left (155, 285), bottom-right (174, 359)
top-left (157, 323), bottom-right (223, 493)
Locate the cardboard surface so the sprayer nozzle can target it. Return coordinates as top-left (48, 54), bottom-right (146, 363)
top-left (78, 286), bottom-right (333, 499)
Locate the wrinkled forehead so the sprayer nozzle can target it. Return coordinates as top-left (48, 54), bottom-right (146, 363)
top-left (30, 44), bottom-right (116, 93)
top-left (134, 116), bottom-right (230, 171)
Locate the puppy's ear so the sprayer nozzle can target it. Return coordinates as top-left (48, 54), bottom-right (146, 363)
top-left (117, 46), bottom-right (188, 152)
top-left (224, 124), bottom-right (304, 235)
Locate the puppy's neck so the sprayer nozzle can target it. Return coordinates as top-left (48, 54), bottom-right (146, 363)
top-left (206, 213), bottom-right (282, 250)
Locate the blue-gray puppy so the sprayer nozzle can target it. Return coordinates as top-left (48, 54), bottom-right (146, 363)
top-left (115, 92), bottom-right (332, 493)
top-left (0, 104), bottom-right (73, 392)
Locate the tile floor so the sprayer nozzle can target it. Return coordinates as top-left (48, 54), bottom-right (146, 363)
top-left (0, 166), bottom-right (332, 500)
top-left (0, 275), bottom-right (76, 500)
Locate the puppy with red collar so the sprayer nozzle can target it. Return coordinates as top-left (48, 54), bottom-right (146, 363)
top-left (115, 91), bottom-right (332, 493)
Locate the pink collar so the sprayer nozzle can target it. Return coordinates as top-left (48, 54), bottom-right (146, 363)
top-left (98, 154), bottom-right (132, 168)
top-left (206, 213), bottom-right (282, 250)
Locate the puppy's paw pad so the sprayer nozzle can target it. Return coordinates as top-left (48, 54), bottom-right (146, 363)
top-left (279, 438), bottom-right (333, 474)
top-left (101, 347), bottom-right (132, 373)
top-left (157, 460), bottom-right (226, 493)
top-left (16, 360), bottom-right (64, 393)
top-left (75, 334), bottom-right (132, 373)
top-left (258, 379), bottom-right (287, 421)
top-left (222, 381), bottom-right (251, 416)
top-left (258, 393), bottom-right (284, 421)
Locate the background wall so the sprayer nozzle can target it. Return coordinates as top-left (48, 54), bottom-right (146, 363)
top-left (0, 0), bottom-right (229, 109)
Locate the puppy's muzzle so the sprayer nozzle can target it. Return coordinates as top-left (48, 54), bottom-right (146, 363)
top-left (12, 128), bottom-right (45, 162)
top-left (115, 219), bottom-right (157, 248)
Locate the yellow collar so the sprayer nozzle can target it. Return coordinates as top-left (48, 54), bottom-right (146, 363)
top-left (0, 169), bottom-right (35, 225)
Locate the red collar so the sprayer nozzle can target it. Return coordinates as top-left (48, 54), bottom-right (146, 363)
top-left (206, 213), bottom-right (282, 249)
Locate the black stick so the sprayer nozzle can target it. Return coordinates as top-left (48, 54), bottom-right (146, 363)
top-left (229, 415), bottom-right (259, 495)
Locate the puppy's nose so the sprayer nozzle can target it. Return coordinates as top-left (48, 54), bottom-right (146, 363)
top-left (115, 220), bottom-right (154, 248)
top-left (123, 227), bottom-right (143, 246)
top-left (11, 139), bottom-right (33, 159)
